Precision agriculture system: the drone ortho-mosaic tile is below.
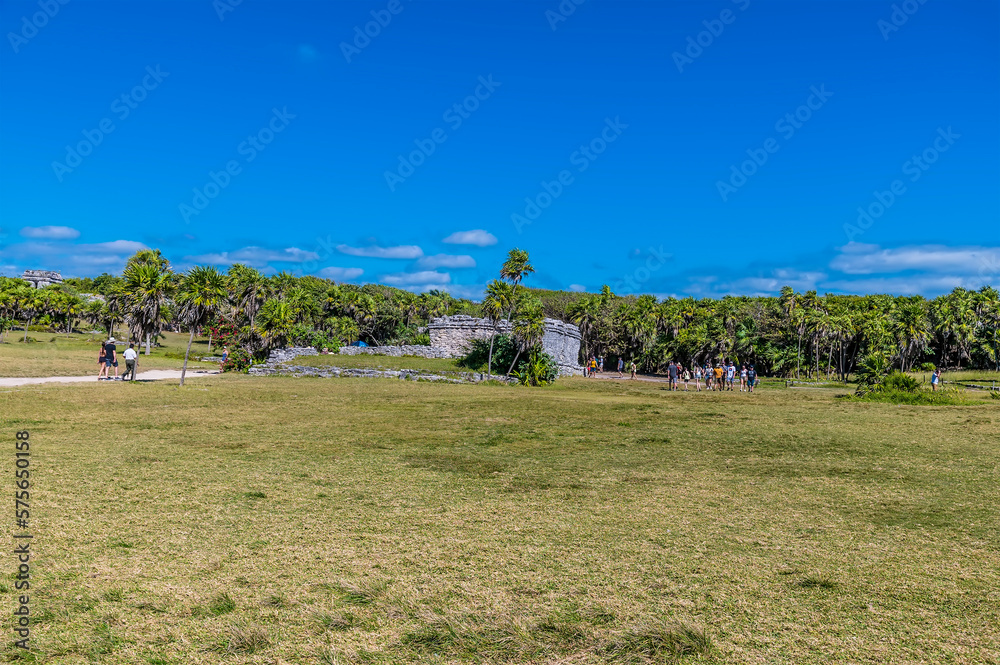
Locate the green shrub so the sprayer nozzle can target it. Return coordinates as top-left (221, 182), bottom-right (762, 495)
top-left (222, 347), bottom-right (253, 373)
top-left (917, 362), bottom-right (937, 372)
top-left (513, 349), bottom-right (558, 386)
top-left (458, 333), bottom-right (517, 373)
top-left (881, 371), bottom-right (920, 393)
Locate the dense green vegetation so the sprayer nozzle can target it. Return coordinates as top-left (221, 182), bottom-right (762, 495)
top-left (2, 250), bottom-right (998, 379)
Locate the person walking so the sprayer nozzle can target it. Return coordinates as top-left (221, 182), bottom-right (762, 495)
top-left (629, 359), bottom-right (637, 380)
top-left (617, 356), bottom-right (624, 378)
top-left (221, 345), bottom-right (229, 370)
top-left (667, 360), bottom-right (678, 390)
top-left (726, 361), bottom-right (736, 391)
top-left (123, 343), bottom-right (138, 381)
top-left (590, 357), bottom-right (598, 377)
top-left (694, 364), bottom-right (703, 391)
top-left (97, 343), bottom-right (108, 380)
top-left (931, 368), bottom-right (941, 391)
top-left (747, 365), bottom-right (757, 393)
top-left (714, 363), bottom-right (724, 390)
top-left (103, 337), bottom-right (119, 380)
top-left (598, 356), bottom-right (604, 373)
top-left (682, 365), bottom-right (690, 391)
top-left (740, 364), bottom-right (748, 392)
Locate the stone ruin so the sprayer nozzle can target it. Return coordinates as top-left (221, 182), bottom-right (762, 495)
top-left (22, 270), bottom-right (62, 288)
top-left (259, 316), bottom-right (584, 378)
top-left (428, 314), bottom-right (583, 376)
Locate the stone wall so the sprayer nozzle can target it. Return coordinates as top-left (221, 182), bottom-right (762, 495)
top-left (338, 345), bottom-right (451, 359)
top-left (22, 270), bottom-right (63, 288)
top-left (428, 315), bottom-right (583, 375)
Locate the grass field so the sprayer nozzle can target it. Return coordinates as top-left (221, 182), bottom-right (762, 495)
top-left (0, 333), bottom-right (218, 378)
top-left (1, 369), bottom-right (998, 664)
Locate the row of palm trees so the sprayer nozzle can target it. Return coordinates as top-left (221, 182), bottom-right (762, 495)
top-left (565, 285), bottom-right (1000, 377)
top-left (3, 251), bottom-right (997, 379)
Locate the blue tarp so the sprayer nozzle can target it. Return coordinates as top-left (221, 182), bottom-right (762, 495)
top-left (349, 341), bottom-right (368, 347)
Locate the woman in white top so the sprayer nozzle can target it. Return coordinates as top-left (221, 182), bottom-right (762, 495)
top-left (694, 364), bottom-right (702, 391)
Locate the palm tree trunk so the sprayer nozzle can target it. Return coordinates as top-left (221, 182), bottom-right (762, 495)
top-left (795, 331), bottom-right (802, 378)
top-left (208, 331), bottom-right (212, 352)
top-left (180, 328), bottom-right (194, 387)
top-left (145, 333), bottom-right (151, 356)
top-left (506, 346), bottom-right (523, 375)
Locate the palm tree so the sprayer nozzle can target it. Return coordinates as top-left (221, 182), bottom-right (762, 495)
top-left (255, 298), bottom-right (296, 353)
top-left (177, 266), bottom-right (227, 386)
top-left (482, 279), bottom-right (515, 375)
top-left (567, 295), bottom-right (600, 361)
top-left (507, 298), bottom-right (546, 374)
top-left (500, 248), bottom-right (535, 290)
top-left (228, 264), bottom-right (270, 331)
top-left (122, 259), bottom-right (173, 355)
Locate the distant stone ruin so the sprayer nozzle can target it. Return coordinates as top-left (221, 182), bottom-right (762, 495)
top-left (428, 315), bottom-right (583, 375)
top-left (21, 270), bottom-right (62, 288)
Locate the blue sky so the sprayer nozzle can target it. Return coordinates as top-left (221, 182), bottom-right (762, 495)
top-left (1, 0), bottom-right (998, 298)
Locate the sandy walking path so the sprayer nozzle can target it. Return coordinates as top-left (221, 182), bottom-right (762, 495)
top-left (0, 369), bottom-right (221, 387)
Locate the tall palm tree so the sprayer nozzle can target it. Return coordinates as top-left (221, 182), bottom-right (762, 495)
top-left (482, 279), bottom-right (515, 375)
top-left (507, 298), bottom-right (546, 374)
top-left (122, 259), bottom-right (173, 355)
top-left (177, 266), bottom-right (227, 386)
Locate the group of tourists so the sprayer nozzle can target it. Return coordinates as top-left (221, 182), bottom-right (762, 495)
top-left (665, 360), bottom-right (758, 393)
top-left (582, 354), bottom-right (760, 393)
top-left (97, 337), bottom-right (138, 381)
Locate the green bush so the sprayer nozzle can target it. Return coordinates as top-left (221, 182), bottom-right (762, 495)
top-left (881, 371), bottom-right (920, 393)
top-left (458, 333), bottom-right (517, 373)
top-left (222, 347), bottom-right (253, 373)
top-left (513, 349), bottom-right (558, 386)
top-left (917, 362), bottom-right (937, 372)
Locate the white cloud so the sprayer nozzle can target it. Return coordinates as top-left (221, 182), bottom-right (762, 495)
top-left (337, 244), bottom-right (423, 259)
top-left (822, 274), bottom-right (992, 296)
top-left (416, 254), bottom-right (476, 269)
top-left (380, 270), bottom-right (451, 286)
top-left (187, 246), bottom-right (320, 267)
top-left (396, 283), bottom-right (485, 299)
top-left (831, 243), bottom-right (1000, 275)
top-left (20, 225), bottom-right (80, 240)
top-left (442, 229), bottom-right (497, 247)
top-left (318, 266), bottom-right (364, 281)
top-left (716, 270), bottom-right (826, 296)
top-left (569, 284), bottom-right (586, 292)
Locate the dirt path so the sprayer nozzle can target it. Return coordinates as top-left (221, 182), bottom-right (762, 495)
top-left (0, 369), bottom-right (221, 387)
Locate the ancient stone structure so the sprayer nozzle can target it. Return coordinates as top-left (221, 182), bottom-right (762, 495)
top-left (248, 346), bottom-right (514, 383)
top-left (21, 270), bottom-right (62, 288)
top-left (428, 315), bottom-right (583, 375)
top-left (338, 344), bottom-right (452, 359)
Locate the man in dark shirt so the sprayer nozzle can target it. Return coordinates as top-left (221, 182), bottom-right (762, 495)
top-left (104, 337), bottom-right (119, 380)
top-left (667, 360), bottom-right (678, 391)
